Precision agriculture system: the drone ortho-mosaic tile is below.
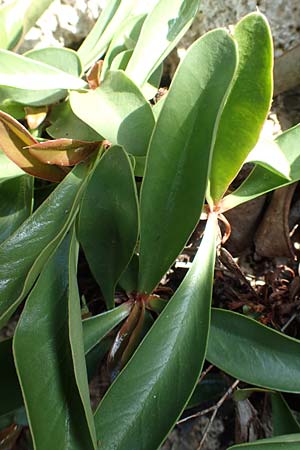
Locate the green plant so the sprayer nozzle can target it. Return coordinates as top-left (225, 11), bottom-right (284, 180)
top-left (1, 1), bottom-right (300, 449)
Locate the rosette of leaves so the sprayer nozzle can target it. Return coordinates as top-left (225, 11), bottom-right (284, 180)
top-left (0, 1), bottom-right (300, 449)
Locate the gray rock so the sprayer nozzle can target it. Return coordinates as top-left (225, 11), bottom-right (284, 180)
top-left (1, 1), bottom-right (298, 57)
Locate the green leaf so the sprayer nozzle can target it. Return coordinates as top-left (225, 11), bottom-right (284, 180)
top-left (77, 0), bottom-right (137, 71)
top-left (0, 149), bottom-right (24, 180)
top-left (208, 12), bottom-right (273, 204)
top-left (47, 100), bottom-right (103, 141)
top-left (271, 393), bottom-right (300, 436)
top-left (118, 253), bottom-right (139, 293)
top-left (83, 303), bottom-right (132, 354)
top-left (25, 47), bottom-right (82, 76)
top-left (0, 0), bottom-right (54, 50)
top-left (109, 48), bottom-right (132, 71)
top-left (101, 14), bottom-right (146, 79)
top-left (207, 309), bottom-right (300, 393)
top-left (138, 29), bottom-right (237, 294)
top-left (109, 49), bottom-right (163, 100)
top-left (78, 145), bottom-right (139, 308)
top-left (94, 213), bottom-right (217, 450)
top-left (70, 71), bottom-right (155, 156)
top-left (0, 303), bottom-right (131, 418)
top-left (13, 231), bottom-right (97, 450)
top-left (227, 434), bottom-right (300, 449)
top-left (142, 62), bottom-right (163, 100)
top-left (233, 388), bottom-right (270, 402)
top-left (0, 161), bottom-right (91, 328)
top-left (152, 96), bottom-right (166, 120)
top-left (86, 336), bottom-right (113, 382)
top-left (245, 137), bottom-right (291, 179)
top-left (0, 407), bottom-right (27, 430)
top-left (221, 124), bottom-right (300, 212)
top-left (0, 339), bottom-right (22, 416)
top-left (125, 0), bottom-right (200, 86)
top-left (0, 49), bottom-right (86, 106)
top-left (0, 100), bottom-right (25, 120)
top-left (186, 374), bottom-right (228, 410)
top-left (0, 175), bottom-right (33, 244)
top-left (0, 49), bottom-right (86, 89)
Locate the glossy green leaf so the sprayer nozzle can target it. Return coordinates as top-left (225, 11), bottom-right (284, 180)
top-left (83, 303), bottom-right (132, 354)
top-left (186, 374), bottom-right (228, 410)
top-left (125, 0), bottom-right (200, 86)
top-left (94, 214), bottom-right (217, 450)
top-left (47, 100), bottom-right (103, 141)
top-left (207, 309), bottom-right (300, 393)
top-left (0, 49), bottom-right (85, 106)
top-left (86, 336), bottom-right (113, 382)
top-left (0, 302), bottom-right (131, 419)
top-left (138, 29), bottom-right (237, 294)
top-left (70, 71), bottom-right (155, 156)
top-left (109, 48), bottom-right (132, 71)
top-left (0, 100), bottom-right (25, 120)
top-left (245, 138), bottom-right (291, 179)
top-left (208, 12), bottom-right (273, 204)
top-left (101, 14), bottom-right (146, 78)
top-left (0, 0), bottom-right (53, 50)
top-left (0, 161), bottom-right (92, 328)
top-left (271, 393), bottom-right (300, 436)
top-left (79, 145), bottom-right (139, 308)
top-left (0, 407), bottom-right (27, 431)
top-left (77, 0), bottom-right (137, 71)
top-left (152, 96), bottom-right (166, 120)
top-left (13, 231), bottom-right (96, 450)
top-left (0, 339), bottom-right (22, 416)
top-left (25, 47), bottom-right (82, 76)
top-left (0, 149), bottom-right (24, 180)
top-left (228, 434), bottom-right (300, 449)
top-left (234, 388), bottom-right (270, 402)
top-left (23, 47), bottom-right (82, 105)
top-left (142, 62), bottom-right (163, 100)
top-left (220, 124), bottom-right (300, 212)
top-left (0, 175), bottom-right (33, 244)
top-left (109, 49), bottom-right (163, 100)
top-left (0, 49), bottom-right (86, 90)
top-left (118, 253), bottom-right (139, 293)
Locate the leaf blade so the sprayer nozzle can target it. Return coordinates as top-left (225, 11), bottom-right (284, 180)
top-left (83, 303), bottom-right (132, 354)
top-left (94, 214), bottom-right (217, 450)
top-left (13, 231), bottom-right (96, 450)
top-left (0, 175), bottom-right (33, 244)
top-left (77, 0), bottom-right (137, 71)
top-left (70, 71), bottom-right (155, 157)
top-left (208, 12), bottom-right (273, 204)
top-left (139, 29), bottom-right (237, 294)
top-left (228, 433), bottom-right (300, 449)
top-left (0, 161), bottom-right (91, 327)
top-left (125, 0), bottom-right (200, 86)
top-left (221, 124), bottom-right (300, 211)
top-left (207, 309), bottom-right (300, 393)
top-left (78, 145), bottom-right (139, 308)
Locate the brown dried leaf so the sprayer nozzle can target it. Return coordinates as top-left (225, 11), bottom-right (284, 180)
top-left (25, 106), bottom-right (48, 130)
top-left (87, 60), bottom-right (103, 90)
top-left (27, 138), bottom-right (101, 166)
top-left (0, 110), bottom-right (65, 181)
